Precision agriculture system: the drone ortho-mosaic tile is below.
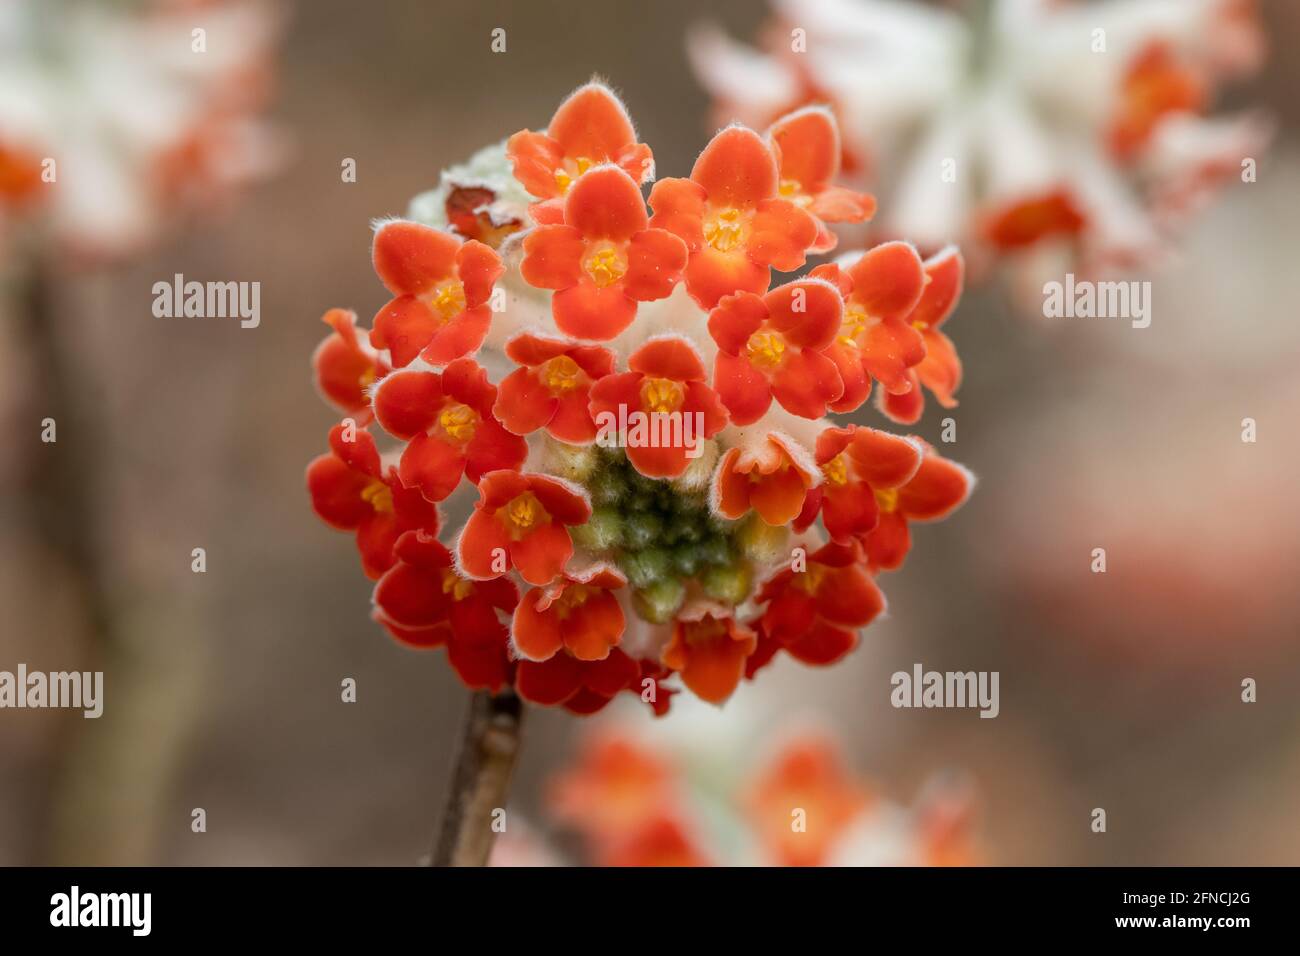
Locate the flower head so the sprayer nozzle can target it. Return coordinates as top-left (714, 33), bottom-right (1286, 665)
top-left (307, 79), bottom-right (974, 715)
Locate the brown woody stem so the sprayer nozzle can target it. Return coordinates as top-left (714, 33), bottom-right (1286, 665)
top-left (430, 689), bottom-right (525, 867)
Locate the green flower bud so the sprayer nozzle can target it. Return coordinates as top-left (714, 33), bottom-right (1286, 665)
top-left (623, 512), bottom-right (664, 550)
top-left (697, 533), bottom-right (733, 567)
top-left (541, 438), bottom-right (598, 483)
top-left (737, 515), bottom-right (789, 564)
top-left (671, 544), bottom-right (702, 577)
top-left (570, 507), bottom-right (623, 552)
top-left (700, 561), bottom-right (753, 606)
top-left (632, 577), bottom-right (686, 624)
top-left (619, 547), bottom-right (673, 589)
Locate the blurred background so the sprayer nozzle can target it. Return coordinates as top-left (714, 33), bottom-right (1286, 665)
top-left (1, 0), bottom-right (1298, 865)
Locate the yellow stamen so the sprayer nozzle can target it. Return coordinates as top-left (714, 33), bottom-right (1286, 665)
top-left (793, 562), bottom-right (827, 595)
top-left (359, 366), bottom-right (377, 390)
top-left (438, 402), bottom-right (478, 443)
top-left (640, 377), bottom-right (684, 415)
top-left (541, 354), bottom-right (583, 395)
top-left (360, 480), bottom-right (394, 514)
top-left (554, 583), bottom-right (593, 619)
top-left (502, 491), bottom-right (548, 536)
top-left (822, 454), bottom-right (848, 487)
top-left (778, 178), bottom-right (812, 207)
top-left (704, 207), bottom-right (745, 253)
top-left (745, 330), bottom-right (787, 369)
top-left (554, 155), bottom-right (594, 193)
top-left (431, 280), bottom-right (467, 321)
top-left (839, 303), bottom-right (872, 347)
top-left (441, 569), bottom-right (474, 601)
top-left (584, 246), bottom-right (626, 288)
top-left (874, 486), bottom-right (900, 513)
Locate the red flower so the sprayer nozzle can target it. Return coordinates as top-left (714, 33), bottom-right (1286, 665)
top-left (713, 431), bottom-right (820, 527)
top-left (311, 308), bottom-right (389, 421)
top-left (745, 734), bottom-right (872, 867)
top-left (368, 220), bottom-right (503, 367)
top-left (586, 336), bottom-right (729, 479)
top-left (756, 542), bottom-right (885, 667)
top-left (979, 187), bottom-right (1086, 252)
top-left (457, 470), bottom-right (591, 586)
top-left (862, 444), bottom-right (974, 572)
top-left (1108, 42), bottom-right (1206, 162)
top-left (512, 564), bottom-right (627, 663)
top-left (878, 247), bottom-right (965, 425)
top-left (371, 358), bottom-right (526, 503)
top-left (520, 165), bottom-right (687, 340)
top-left (372, 530), bottom-right (517, 692)
top-left (493, 333), bottom-right (615, 443)
top-left (516, 646), bottom-right (643, 715)
top-left (507, 81), bottom-right (654, 221)
top-left (709, 277), bottom-right (844, 424)
top-left (661, 611), bottom-right (757, 705)
top-left (767, 106), bottom-right (876, 253)
top-left (812, 240), bottom-right (928, 413)
top-left (306, 424), bottom-right (439, 579)
top-left (649, 125), bottom-right (819, 309)
top-left (795, 424), bottom-right (923, 543)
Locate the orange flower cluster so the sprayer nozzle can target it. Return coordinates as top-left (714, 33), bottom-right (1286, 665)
top-left (542, 731), bottom-right (978, 867)
top-left (308, 82), bottom-right (973, 714)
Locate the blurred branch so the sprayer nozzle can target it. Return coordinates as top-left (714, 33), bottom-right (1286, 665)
top-left (430, 689), bottom-right (524, 867)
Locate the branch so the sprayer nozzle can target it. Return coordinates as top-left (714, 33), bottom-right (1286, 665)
top-left (430, 689), bottom-right (525, 867)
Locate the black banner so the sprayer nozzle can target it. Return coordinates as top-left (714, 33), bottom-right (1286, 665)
top-left (0, 867), bottom-right (1288, 942)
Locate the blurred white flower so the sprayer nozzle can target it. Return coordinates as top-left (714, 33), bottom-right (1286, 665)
top-left (691, 0), bottom-right (1269, 305)
top-left (0, 0), bottom-right (284, 260)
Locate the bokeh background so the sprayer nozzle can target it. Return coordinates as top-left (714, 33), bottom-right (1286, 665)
top-left (2, 0), bottom-right (1298, 865)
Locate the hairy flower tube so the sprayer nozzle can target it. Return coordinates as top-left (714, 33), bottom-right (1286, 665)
top-left (307, 80), bottom-right (974, 716)
top-left (691, 0), bottom-right (1269, 304)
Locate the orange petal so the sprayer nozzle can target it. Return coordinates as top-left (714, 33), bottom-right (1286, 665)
top-left (684, 245), bottom-right (769, 310)
top-left (623, 228), bottom-right (688, 301)
top-left (847, 241), bottom-right (926, 322)
top-left (899, 453), bottom-right (972, 521)
top-left (628, 336), bottom-right (706, 381)
top-left (748, 197), bottom-right (818, 272)
top-left (548, 83), bottom-right (641, 172)
top-left (769, 106), bottom-right (839, 193)
top-left (511, 521), bottom-right (574, 586)
top-left (749, 461), bottom-right (813, 526)
top-left (506, 129), bottom-right (566, 199)
top-left (456, 239), bottom-right (504, 309)
top-left (370, 295), bottom-right (438, 368)
top-left (372, 221), bottom-right (458, 296)
top-left (565, 165), bottom-right (649, 241)
top-left (553, 280), bottom-right (637, 340)
top-left (908, 246), bottom-right (964, 331)
top-left (647, 177), bottom-right (707, 249)
top-left (521, 224), bottom-right (585, 290)
top-left (691, 126), bottom-right (778, 209)
top-left (512, 588), bottom-right (565, 661)
top-left (771, 347), bottom-right (842, 419)
top-left (847, 427), bottom-right (922, 488)
top-left (765, 278), bottom-right (842, 350)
